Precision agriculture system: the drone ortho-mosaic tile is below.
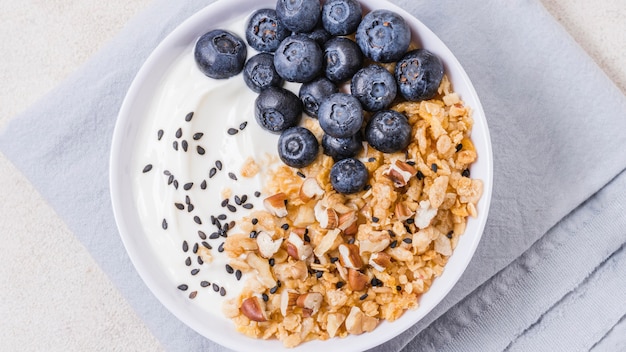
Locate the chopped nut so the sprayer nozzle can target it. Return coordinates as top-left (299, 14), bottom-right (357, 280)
top-left (347, 268), bottom-right (368, 291)
top-left (240, 296), bottom-right (267, 322)
top-left (280, 289), bottom-right (299, 317)
top-left (246, 252), bottom-right (276, 288)
top-left (395, 202), bottom-right (414, 221)
top-left (338, 211), bottom-right (358, 233)
top-left (314, 201), bottom-right (338, 229)
top-left (286, 232), bottom-right (313, 261)
top-left (345, 306), bottom-right (378, 335)
top-left (263, 193), bottom-right (288, 217)
top-left (256, 231), bottom-right (283, 258)
top-left (313, 228), bottom-right (341, 257)
top-left (383, 160), bottom-right (417, 187)
top-left (299, 178), bottom-right (324, 202)
top-left (296, 292), bottom-right (323, 316)
top-left (338, 243), bottom-right (363, 269)
top-left (369, 252), bottom-right (392, 272)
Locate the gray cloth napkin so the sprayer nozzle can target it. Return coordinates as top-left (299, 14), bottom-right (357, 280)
top-left (1, 0), bottom-right (625, 351)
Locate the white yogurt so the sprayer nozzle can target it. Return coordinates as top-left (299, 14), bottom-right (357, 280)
top-left (131, 15), bottom-right (287, 319)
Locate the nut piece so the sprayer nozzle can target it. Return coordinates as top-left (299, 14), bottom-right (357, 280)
top-left (246, 252), bottom-right (277, 288)
top-left (313, 228), bottom-right (342, 257)
top-left (299, 178), bottom-right (325, 202)
top-left (256, 231), bottom-right (283, 258)
top-left (338, 211), bottom-right (358, 235)
top-left (314, 201), bottom-right (339, 229)
top-left (369, 252), bottom-right (392, 272)
top-left (240, 296), bottom-right (267, 322)
top-left (286, 232), bottom-right (313, 261)
top-left (263, 192), bottom-right (288, 217)
top-left (296, 292), bottom-right (323, 316)
top-left (383, 160), bottom-right (417, 187)
top-left (395, 202), bottom-right (414, 221)
top-left (280, 289), bottom-right (299, 316)
top-left (326, 313), bottom-right (347, 338)
top-left (345, 306), bottom-right (378, 335)
top-left (339, 243), bottom-right (363, 269)
top-left (348, 268), bottom-right (368, 291)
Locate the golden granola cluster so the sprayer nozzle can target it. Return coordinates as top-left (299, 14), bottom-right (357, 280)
top-left (222, 76), bottom-right (483, 347)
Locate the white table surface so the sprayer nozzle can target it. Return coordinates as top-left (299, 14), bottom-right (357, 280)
top-left (1, 1), bottom-right (624, 350)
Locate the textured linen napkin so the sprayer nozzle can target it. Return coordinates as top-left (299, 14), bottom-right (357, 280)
top-left (1, 0), bottom-right (625, 351)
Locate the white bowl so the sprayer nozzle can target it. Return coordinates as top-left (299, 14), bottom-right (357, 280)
top-left (110, 0), bottom-right (493, 351)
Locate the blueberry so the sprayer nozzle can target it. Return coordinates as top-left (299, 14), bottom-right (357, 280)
top-left (299, 77), bottom-right (338, 118)
top-left (395, 49), bottom-right (444, 101)
top-left (350, 65), bottom-right (397, 111)
top-left (323, 37), bottom-right (363, 83)
top-left (329, 158), bottom-right (369, 194)
top-left (194, 29), bottom-right (247, 79)
top-left (278, 127), bottom-right (319, 168)
top-left (255, 86), bottom-right (303, 133)
top-left (305, 22), bottom-right (332, 47)
top-left (245, 9), bottom-right (290, 53)
top-left (274, 34), bottom-right (323, 83)
top-left (356, 10), bottom-right (411, 63)
top-left (243, 53), bottom-right (283, 93)
top-left (321, 0), bottom-right (362, 36)
top-left (322, 132), bottom-right (363, 161)
top-left (364, 110), bottom-right (412, 153)
top-left (317, 93), bottom-right (364, 138)
top-left (275, 0), bottom-right (321, 33)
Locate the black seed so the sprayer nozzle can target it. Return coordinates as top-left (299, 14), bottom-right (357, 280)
top-left (167, 175), bottom-right (174, 185)
top-left (234, 195), bottom-right (242, 205)
top-left (239, 121), bottom-right (248, 130)
top-left (197, 256), bottom-right (204, 265)
top-left (251, 218), bottom-right (258, 225)
top-left (195, 145), bottom-right (205, 155)
top-left (200, 280), bottom-right (210, 287)
top-left (215, 219), bottom-right (222, 230)
top-left (210, 216), bottom-right (217, 225)
top-left (416, 170), bottom-right (425, 180)
top-left (218, 242), bottom-right (225, 252)
top-left (162, 219), bottom-right (168, 230)
top-left (403, 238), bottom-right (413, 244)
top-left (225, 264), bottom-right (234, 274)
top-left (212, 283), bottom-right (219, 292)
top-left (254, 191), bottom-right (261, 197)
top-left (406, 160), bottom-right (416, 166)
top-left (227, 128), bottom-right (239, 135)
top-left (336, 282), bottom-right (345, 289)
top-left (182, 140), bottom-right (188, 152)
top-left (173, 140), bottom-right (178, 150)
top-left (209, 168), bottom-right (217, 178)
top-left (316, 271), bottom-right (323, 279)
top-left (189, 291), bottom-right (197, 299)
top-left (193, 132), bottom-right (204, 140)
top-left (240, 195), bottom-right (248, 204)
top-left (269, 286), bottom-right (278, 294)
top-left (184, 182), bottom-right (193, 190)
top-left (406, 218), bottom-right (414, 225)
top-left (209, 232), bottom-right (220, 239)
top-left (249, 230), bottom-right (258, 239)
top-left (200, 180), bottom-right (207, 189)
top-left (330, 257), bottom-right (339, 263)
top-left (372, 216), bottom-right (379, 223)
top-left (201, 241), bottom-right (212, 249)
top-left (187, 204), bottom-right (194, 212)
top-left (173, 180), bottom-right (179, 189)
top-left (177, 284), bottom-right (188, 291)
top-left (142, 164), bottom-right (153, 173)
top-left (163, 170), bottom-right (171, 176)
top-left (175, 203), bottom-right (184, 210)
top-left (303, 233), bottom-right (311, 243)
top-left (193, 216), bottom-right (202, 225)
top-left (371, 278), bottom-right (382, 287)
top-left (185, 112), bottom-right (194, 121)
top-left (396, 285), bottom-right (402, 291)
top-left (262, 293), bottom-right (269, 302)
top-left (360, 293), bottom-right (368, 300)
top-left (242, 203), bottom-right (253, 209)
top-left (175, 128), bottom-right (182, 139)
top-left (227, 204), bottom-right (237, 212)
top-left (198, 230), bottom-right (207, 240)
top-left (456, 143), bottom-right (463, 152)
top-left (348, 238), bottom-right (355, 244)
top-left (220, 287), bottom-right (226, 296)
top-left (218, 214), bottom-right (227, 220)
top-left (185, 257), bottom-right (191, 266)
top-left (431, 163), bottom-right (438, 173)
top-left (235, 270), bottom-right (242, 280)
top-left (215, 160), bottom-right (222, 170)
top-left (364, 184), bottom-right (372, 191)
top-left (157, 129), bottom-right (164, 141)
top-left (368, 157), bottom-right (376, 162)
top-left (281, 223), bottom-right (289, 230)
top-left (314, 257), bottom-right (320, 265)
top-left (462, 168), bottom-right (471, 178)
top-left (185, 195), bottom-right (191, 204)
top-left (221, 199), bottom-right (229, 207)
top-left (277, 281), bottom-right (281, 287)
top-left (390, 240), bottom-right (398, 248)
top-left (388, 230), bottom-right (396, 237)
top-left (296, 171), bottom-right (306, 178)
top-left (191, 269), bottom-right (200, 275)
top-left (182, 241), bottom-right (189, 252)
top-left (228, 172), bottom-right (237, 181)
top-left (193, 243), bottom-right (199, 253)
top-left (447, 231), bottom-right (454, 239)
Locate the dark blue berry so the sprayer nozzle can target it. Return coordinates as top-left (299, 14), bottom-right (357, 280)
top-left (194, 30), bottom-right (247, 79)
top-left (299, 77), bottom-right (338, 118)
top-left (274, 34), bottom-right (323, 83)
top-left (322, 132), bottom-right (363, 161)
top-left (395, 49), bottom-right (444, 101)
top-left (330, 158), bottom-right (369, 194)
top-left (364, 110), bottom-right (411, 153)
top-left (278, 127), bottom-right (319, 168)
top-left (323, 37), bottom-right (363, 83)
top-left (275, 0), bottom-right (321, 33)
top-left (255, 86), bottom-right (303, 133)
top-left (321, 0), bottom-right (362, 36)
top-left (245, 9), bottom-right (290, 53)
top-left (243, 53), bottom-right (283, 93)
top-left (317, 93), bottom-right (364, 138)
top-left (356, 10), bottom-right (410, 63)
top-left (350, 65), bottom-right (397, 111)
top-left (305, 23), bottom-right (332, 47)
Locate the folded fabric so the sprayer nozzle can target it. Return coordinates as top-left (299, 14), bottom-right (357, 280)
top-left (1, 0), bottom-right (625, 351)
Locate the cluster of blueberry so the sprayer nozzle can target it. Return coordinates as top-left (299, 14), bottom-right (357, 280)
top-left (194, 0), bottom-right (445, 194)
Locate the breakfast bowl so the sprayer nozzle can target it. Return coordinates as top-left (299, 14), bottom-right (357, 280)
top-left (110, 0), bottom-right (493, 350)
